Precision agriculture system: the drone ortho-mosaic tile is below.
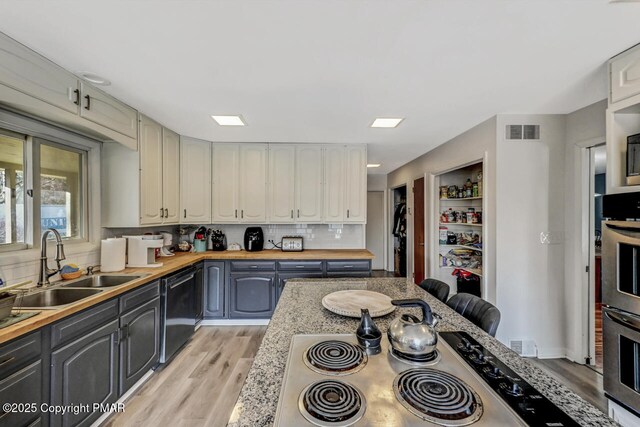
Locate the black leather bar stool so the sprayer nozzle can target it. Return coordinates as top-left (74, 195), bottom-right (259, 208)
top-left (446, 293), bottom-right (501, 337)
top-left (418, 278), bottom-right (450, 303)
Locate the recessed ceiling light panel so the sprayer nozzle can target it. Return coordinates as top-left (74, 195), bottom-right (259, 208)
top-left (211, 115), bottom-right (246, 126)
top-left (77, 72), bottom-right (111, 86)
top-left (367, 163), bottom-right (381, 168)
top-left (371, 118), bottom-right (404, 128)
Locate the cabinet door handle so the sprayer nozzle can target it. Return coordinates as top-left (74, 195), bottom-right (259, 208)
top-left (184, 209), bottom-right (187, 218)
top-left (122, 324), bottom-right (129, 340)
top-left (0, 356), bottom-right (15, 368)
top-left (73, 89), bottom-right (80, 105)
top-left (344, 265), bottom-right (354, 268)
top-left (347, 209), bottom-right (350, 218)
top-left (84, 94), bottom-right (91, 110)
top-left (160, 208), bottom-right (164, 218)
top-left (235, 209), bottom-right (238, 218)
top-left (241, 210), bottom-right (244, 219)
top-left (297, 209), bottom-right (300, 218)
top-left (291, 210), bottom-right (293, 219)
top-left (165, 208), bottom-right (168, 218)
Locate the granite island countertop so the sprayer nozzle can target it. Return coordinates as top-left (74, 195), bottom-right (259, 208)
top-left (227, 277), bottom-right (615, 427)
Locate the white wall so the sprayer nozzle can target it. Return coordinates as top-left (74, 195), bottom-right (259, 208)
top-left (495, 114), bottom-right (567, 358)
top-left (387, 117), bottom-right (498, 300)
top-left (367, 174), bottom-right (387, 191)
top-left (563, 99), bottom-right (607, 362)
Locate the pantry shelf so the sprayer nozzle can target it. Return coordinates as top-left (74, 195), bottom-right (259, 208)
top-left (440, 265), bottom-right (484, 278)
top-left (440, 244), bottom-right (483, 252)
top-left (439, 222), bottom-right (482, 227)
top-left (439, 196), bottom-right (483, 201)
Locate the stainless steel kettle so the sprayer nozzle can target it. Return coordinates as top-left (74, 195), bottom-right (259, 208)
top-left (387, 298), bottom-right (438, 356)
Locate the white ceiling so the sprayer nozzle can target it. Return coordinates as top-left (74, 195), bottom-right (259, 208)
top-left (0, 1), bottom-right (639, 174)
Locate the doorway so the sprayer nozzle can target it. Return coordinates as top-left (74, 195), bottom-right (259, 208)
top-left (413, 177), bottom-right (425, 284)
top-left (366, 191), bottom-right (385, 270)
top-left (392, 186), bottom-right (407, 277)
top-left (588, 144), bottom-right (606, 373)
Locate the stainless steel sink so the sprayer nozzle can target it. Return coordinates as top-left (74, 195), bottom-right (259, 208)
top-left (61, 275), bottom-right (143, 288)
top-left (16, 288), bottom-right (103, 309)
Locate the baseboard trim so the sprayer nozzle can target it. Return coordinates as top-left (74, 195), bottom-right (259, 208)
top-left (536, 347), bottom-right (568, 359)
top-left (200, 319), bottom-right (270, 326)
top-left (92, 369), bottom-right (154, 426)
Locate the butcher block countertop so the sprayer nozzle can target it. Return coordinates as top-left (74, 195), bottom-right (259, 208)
top-left (0, 249), bottom-right (373, 345)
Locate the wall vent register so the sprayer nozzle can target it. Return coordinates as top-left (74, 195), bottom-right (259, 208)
top-left (505, 125), bottom-right (540, 140)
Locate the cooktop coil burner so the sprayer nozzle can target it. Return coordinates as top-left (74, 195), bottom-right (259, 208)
top-left (389, 348), bottom-right (441, 366)
top-left (304, 341), bottom-right (367, 375)
top-left (298, 380), bottom-right (366, 427)
top-left (394, 368), bottom-right (483, 426)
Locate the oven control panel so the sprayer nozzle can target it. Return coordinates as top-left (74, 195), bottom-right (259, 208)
top-left (441, 331), bottom-right (580, 427)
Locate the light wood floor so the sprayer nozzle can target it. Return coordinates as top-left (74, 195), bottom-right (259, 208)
top-left (105, 326), bottom-right (266, 427)
top-left (531, 357), bottom-right (608, 414)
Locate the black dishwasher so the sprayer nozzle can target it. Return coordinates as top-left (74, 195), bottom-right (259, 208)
top-left (160, 266), bottom-right (196, 363)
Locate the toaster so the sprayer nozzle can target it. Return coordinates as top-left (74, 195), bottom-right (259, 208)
top-left (281, 236), bottom-right (303, 252)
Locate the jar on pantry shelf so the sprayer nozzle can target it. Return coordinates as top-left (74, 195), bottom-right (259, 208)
top-left (477, 172), bottom-right (483, 196)
top-left (448, 186), bottom-right (458, 198)
top-left (439, 226), bottom-right (448, 244)
top-left (465, 179), bottom-right (473, 197)
top-left (472, 182), bottom-right (478, 197)
top-left (472, 212), bottom-right (482, 224)
top-left (440, 186), bottom-right (448, 199)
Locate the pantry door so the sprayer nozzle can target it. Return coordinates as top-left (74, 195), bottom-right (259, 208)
top-left (413, 177), bottom-right (425, 284)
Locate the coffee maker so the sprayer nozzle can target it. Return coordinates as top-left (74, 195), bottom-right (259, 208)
top-left (244, 227), bottom-right (264, 252)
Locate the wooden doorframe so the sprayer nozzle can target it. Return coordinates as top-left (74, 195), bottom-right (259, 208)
top-left (413, 176), bottom-right (425, 284)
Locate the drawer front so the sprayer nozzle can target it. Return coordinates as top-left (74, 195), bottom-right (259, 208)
top-left (51, 299), bottom-right (118, 348)
top-left (0, 360), bottom-right (42, 427)
top-left (0, 331), bottom-right (41, 379)
top-left (119, 280), bottom-right (160, 313)
top-left (230, 261), bottom-right (276, 272)
top-left (325, 271), bottom-right (371, 278)
top-left (277, 261), bottom-right (323, 272)
top-left (326, 260), bottom-right (371, 271)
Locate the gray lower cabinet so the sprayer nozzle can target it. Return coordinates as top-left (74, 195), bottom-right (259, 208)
top-left (195, 263), bottom-right (204, 323)
top-left (50, 319), bottom-right (119, 427)
top-left (0, 360), bottom-right (43, 427)
top-left (119, 296), bottom-right (160, 395)
top-left (204, 261), bottom-right (225, 318)
top-left (276, 272), bottom-right (323, 302)
top-left (229, 273), bottom-right (276, 318)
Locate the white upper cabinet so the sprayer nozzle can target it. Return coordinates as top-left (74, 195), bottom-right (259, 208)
top-left (295, 145), bottom-right (324, 223)
top-left (323, 145), bottom-right (346, 223)
top-left (212, 144), bottom-right (240, 223)
top-left (102, 115), bottom-right (180, 227)
top-left (322, 144), bottom-right (366, 224)
top-left (239, 144), bottom-right (268, 223)
top-left (0, 32), bottom-right (78, 113)
top-left (180, 137), bottom-right (211, 224)
top-left (610, 46), bottom-right (640, 104)
top-left (0, 33), bottom-right (138, 150)
top-left (344, 145), bottom-right (367, 223)
top-left (162, 128), bottom-right (180, 223)
top-left (80, 83), bottom-right (138, 140)
top-left (268, 145), bottom-right (296, 223)
top-left (139, 115), bottom-right (163, 225)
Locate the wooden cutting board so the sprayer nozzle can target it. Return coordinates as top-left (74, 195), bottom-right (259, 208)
top-left (322, 290), bottom-right (396, 318)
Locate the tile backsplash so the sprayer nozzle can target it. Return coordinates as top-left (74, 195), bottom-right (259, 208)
top-left (104, 224), bottom-right (365, 250)
top-left (0, 248), bottom-right (99, 289)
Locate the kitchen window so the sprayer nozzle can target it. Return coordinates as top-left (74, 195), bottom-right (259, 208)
top-left (0, 128), bottom-right (88, 251)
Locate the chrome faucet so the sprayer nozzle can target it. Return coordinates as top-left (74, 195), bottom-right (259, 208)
top-left (37, 228), bottom-right (66, 287)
